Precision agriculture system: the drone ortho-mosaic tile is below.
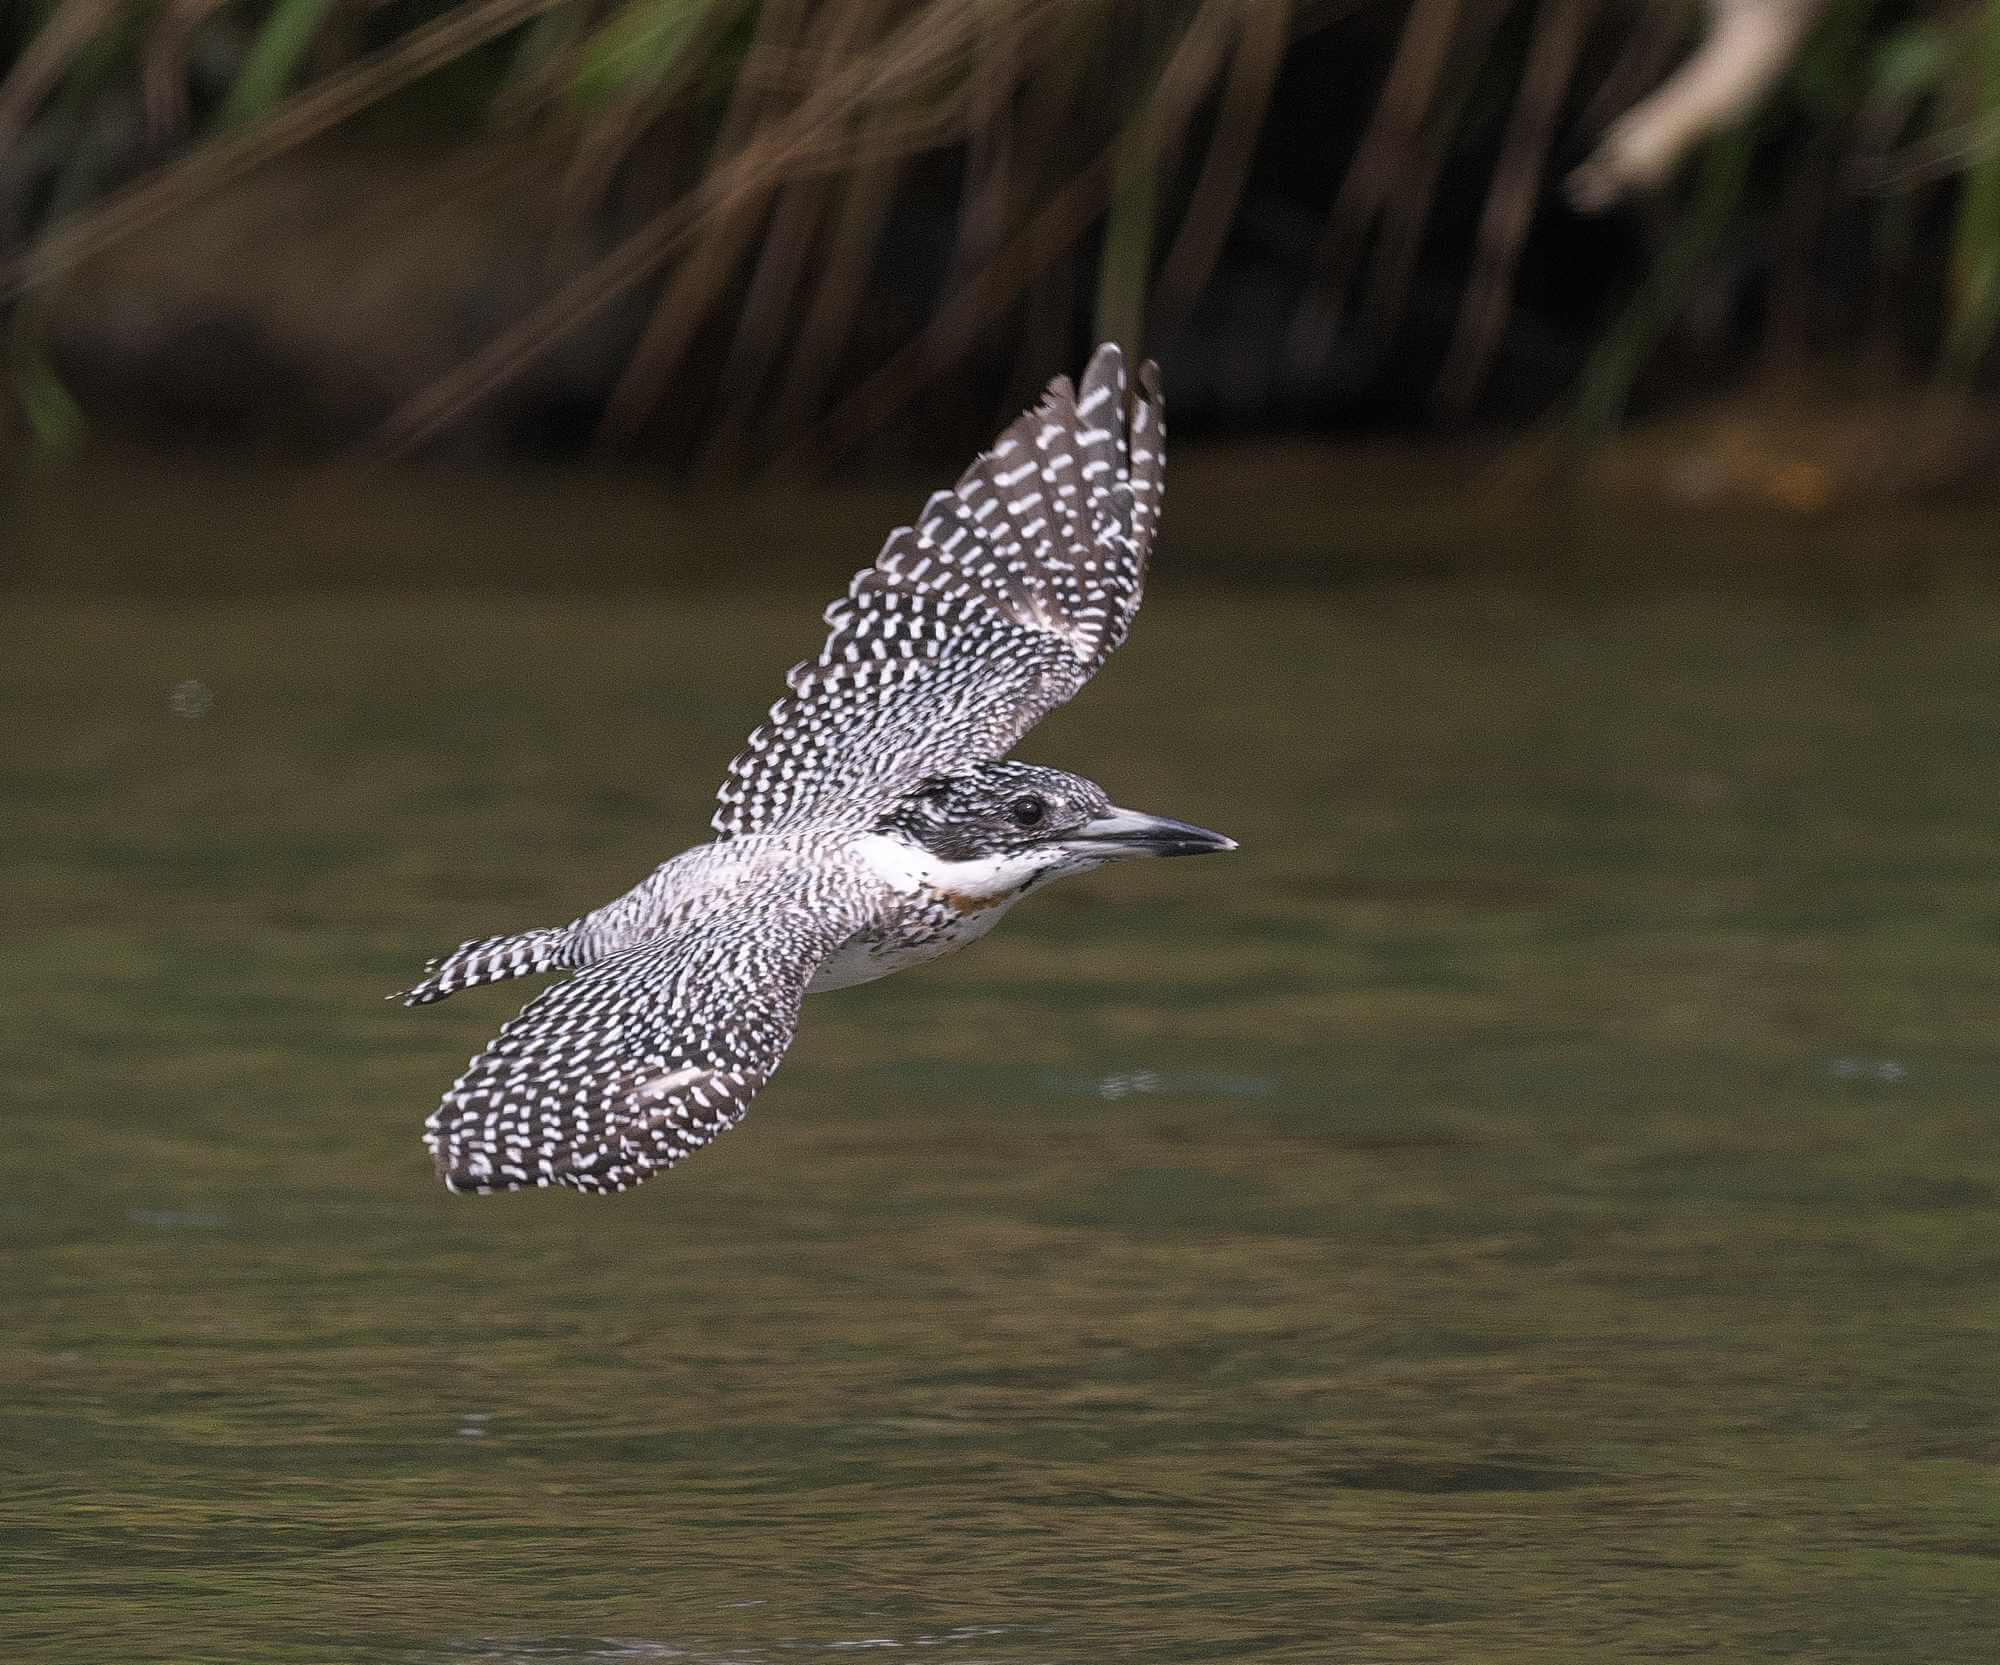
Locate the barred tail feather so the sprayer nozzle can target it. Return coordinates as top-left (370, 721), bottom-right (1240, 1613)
top-left (399, 927), bottom-right (574, 1006)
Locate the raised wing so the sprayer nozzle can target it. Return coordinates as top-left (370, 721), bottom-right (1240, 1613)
top-left (423, 872), bottom-right (859, 1194)
top-left (713, 343), bottom-right (1164, 839)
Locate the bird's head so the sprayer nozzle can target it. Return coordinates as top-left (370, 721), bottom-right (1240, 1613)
top-left (873, 762), bottom-right (1235, 895)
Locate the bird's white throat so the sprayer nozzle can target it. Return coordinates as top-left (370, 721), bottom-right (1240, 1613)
top-left (851, 831), bottom-right (1050, 909)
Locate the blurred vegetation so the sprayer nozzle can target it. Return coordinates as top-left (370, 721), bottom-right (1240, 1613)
top-left (1, 0), bottom-right (1999, 462)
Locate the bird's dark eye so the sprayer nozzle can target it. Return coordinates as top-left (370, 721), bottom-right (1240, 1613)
top-left (1008, 794), bottom-right (1047, 828)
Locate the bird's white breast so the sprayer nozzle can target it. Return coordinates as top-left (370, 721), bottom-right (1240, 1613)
top-left (805, 834), bottom-right (1041, 992)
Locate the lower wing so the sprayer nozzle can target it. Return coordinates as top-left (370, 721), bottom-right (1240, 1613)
top-left (423, 875), bottom-right (856, 1194)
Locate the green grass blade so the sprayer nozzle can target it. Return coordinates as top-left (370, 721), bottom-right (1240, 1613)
top-left (1947, 0), bottom-right (2000, 372)
top-left (8, 321), bottom-right (84, 456)
top-left (1094, 124), bottom-right (1158, 355)
top-left (217, 0), bottom-right (343, 128)
top-left (1568, 126), bottom-right (1754, 440)
top-left (572, 0), bottom-right (731, 108)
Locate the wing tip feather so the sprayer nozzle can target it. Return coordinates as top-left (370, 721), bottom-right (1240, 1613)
top-left (709, 343), bottom-right (1167, 837)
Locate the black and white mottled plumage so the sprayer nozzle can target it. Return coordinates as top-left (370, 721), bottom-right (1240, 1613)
top-left (406, 345), bottom-right (1231, 1195)
top-left (418, 870), bottom-right (860, 1193)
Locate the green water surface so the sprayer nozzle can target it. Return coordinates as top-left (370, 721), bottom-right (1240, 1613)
top-left (4, 582), bottom-right (1998, 1662)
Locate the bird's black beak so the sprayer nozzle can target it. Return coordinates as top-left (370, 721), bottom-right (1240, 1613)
top-left (1062, 806), bottom-right (1238, 859)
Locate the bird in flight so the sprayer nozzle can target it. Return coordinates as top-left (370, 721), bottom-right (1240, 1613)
top-left (404, 344), bottom-right (1234, 1194)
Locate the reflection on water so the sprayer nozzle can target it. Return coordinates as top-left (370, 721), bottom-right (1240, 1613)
top-left (5, 574), bottom-right (2000, 1663)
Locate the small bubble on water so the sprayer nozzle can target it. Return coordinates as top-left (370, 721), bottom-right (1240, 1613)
top-left (1040, 1067), bottom-right (1277, 1101)
top-left (1824, 1056), bottom-right (1907, 1083)
top-left (170, 678), bottom-right (212, 719)
top-left (129, 1208), bottom-right (228, 1229)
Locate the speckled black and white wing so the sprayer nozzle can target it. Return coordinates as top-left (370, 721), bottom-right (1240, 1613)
top-left (713, 343), bottom-right (1164, 839)
top-left (423, 872), bottom-right (861, 1194)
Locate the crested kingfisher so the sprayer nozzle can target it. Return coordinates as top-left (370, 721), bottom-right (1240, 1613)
top-left (404, 344), bottom-right (1234, 1194)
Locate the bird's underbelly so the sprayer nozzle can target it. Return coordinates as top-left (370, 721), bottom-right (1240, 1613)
top-left (807, 892), bottom-right (1021, 993)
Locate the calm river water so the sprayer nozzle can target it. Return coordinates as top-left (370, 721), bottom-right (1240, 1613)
top-left (4, 564), bottom-right (1998, 1661)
